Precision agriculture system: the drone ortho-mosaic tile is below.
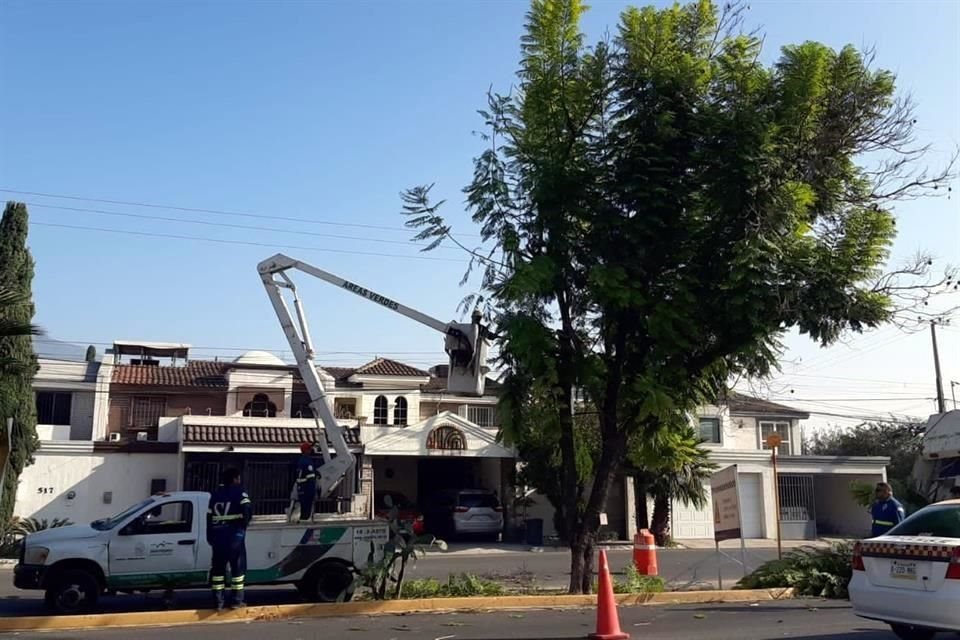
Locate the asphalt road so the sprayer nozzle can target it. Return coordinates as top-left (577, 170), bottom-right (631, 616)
top-left (0, 601), bottom-right (897, 639)
top-left (0, 547), bottom-right (778, 617)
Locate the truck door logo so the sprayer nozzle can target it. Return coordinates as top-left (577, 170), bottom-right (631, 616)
top-left (149, 541), bottom-right (174, 556)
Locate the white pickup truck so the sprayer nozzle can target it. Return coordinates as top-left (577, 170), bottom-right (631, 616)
top-left (14, 491), bottom-right (388, 613)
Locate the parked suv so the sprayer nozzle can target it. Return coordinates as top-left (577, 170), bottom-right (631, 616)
top-left (423, 489), bottom-right (503, 540)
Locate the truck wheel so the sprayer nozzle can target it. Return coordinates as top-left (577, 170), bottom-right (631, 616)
top-left (890, 625), bottom-right (935, 640)
top-left (298, 562), bottom-right (355, 603)
top-left (45, 569), bottom-right (100, 614)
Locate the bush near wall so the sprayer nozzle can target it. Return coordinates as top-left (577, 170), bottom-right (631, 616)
top-left (737, 542), bottom-right (854, 599)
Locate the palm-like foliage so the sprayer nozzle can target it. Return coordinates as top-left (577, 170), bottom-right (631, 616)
top-left (628, 422), bottom-right (715, 545)
top-left (0, 287), bottom-right (42, 375)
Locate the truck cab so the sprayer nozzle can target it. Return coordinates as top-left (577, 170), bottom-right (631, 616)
top-left (15, 491), bottom-right (387, 613)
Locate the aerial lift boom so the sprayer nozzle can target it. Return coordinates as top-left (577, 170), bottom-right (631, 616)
top-left (258, 253), bottom-right (490, 503)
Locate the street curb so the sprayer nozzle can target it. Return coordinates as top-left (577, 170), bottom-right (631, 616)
top-left (0, 588), bottom-right (795, 632)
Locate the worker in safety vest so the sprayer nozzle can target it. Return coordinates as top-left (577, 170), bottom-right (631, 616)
top-left (296, 442), bottom-right (318, 521)
top-left (870, 482), bottom-right (905, 537)
top-left (207, 468), bottom-right (253, 611)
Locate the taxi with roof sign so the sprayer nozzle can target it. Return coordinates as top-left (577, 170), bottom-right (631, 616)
top-left (849, 499), bottom-right (960, 639)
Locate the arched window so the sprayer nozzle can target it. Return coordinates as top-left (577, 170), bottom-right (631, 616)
top-left (373, 395), bottom-right (389, 425)
top-left (393, 397), bottom-right (408, 426)
top-left (243, 393), bottom-right (277, 418)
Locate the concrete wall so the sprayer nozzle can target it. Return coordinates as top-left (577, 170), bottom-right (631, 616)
top-left (700, 413), bottom-right (801, 455)
top-left (360, 393), bottom-right (421, 426)
top-left (225, 369), bottom-right (292, 416)
top-left (13, 444), bottom-right (180, 523)
top-left (166, 392), bottom-right (227, 419)
top-left (372, 456), bottom-right (419, 502)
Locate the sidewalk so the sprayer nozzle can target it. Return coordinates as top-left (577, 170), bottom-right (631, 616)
top-left (427, 541), bottom-right (633, 556)
top-left (673, 537), bottom-right (843, 550)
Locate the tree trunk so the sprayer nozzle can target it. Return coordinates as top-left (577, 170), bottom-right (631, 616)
top-left (651, 492), bottom-right (670, 547)
top-left (635, 476), bottom-right (650, 531)
top-left (567, 431), bottom-right (626, 593)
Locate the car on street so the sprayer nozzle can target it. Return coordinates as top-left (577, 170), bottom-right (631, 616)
top-left (849, 498), bottom-right (960, 639)
top-left (374, 490), bottom-right (425, 536)
top-left (422, 488), bottom-right (503, 540)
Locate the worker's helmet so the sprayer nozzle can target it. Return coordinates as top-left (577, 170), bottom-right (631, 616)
top-left (300, 442), bottom-right (313, 454)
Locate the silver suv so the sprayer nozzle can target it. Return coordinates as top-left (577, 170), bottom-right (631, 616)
top-left (424, 489), bottom-right (503, 540)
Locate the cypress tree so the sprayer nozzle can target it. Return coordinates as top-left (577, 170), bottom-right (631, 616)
top-left (0, 202), bottom-right (39, 522)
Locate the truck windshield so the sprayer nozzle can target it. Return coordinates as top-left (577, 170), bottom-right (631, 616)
top-left (90, 498), bottom-right (155, 531)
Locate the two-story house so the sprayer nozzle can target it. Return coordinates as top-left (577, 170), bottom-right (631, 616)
top-left (15, 340), bottom-right (514, 527)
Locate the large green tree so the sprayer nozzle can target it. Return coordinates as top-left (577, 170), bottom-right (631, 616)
top-left (405, 0), bottom-right (954, 592)
top-left (0, 202), bottom-right (40, 522)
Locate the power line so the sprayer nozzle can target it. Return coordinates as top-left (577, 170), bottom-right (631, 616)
top-left (769, 371), bottom-right (932, 387)
top-left (34, 338), bottom-right (451, 356)
top-left (3, 187), bottom-right (482, 237)
top-left (770, 397), bottom-right (934, 402)
top-left (26, 202), bottom-right (464, 251)
top-left (30, 221), bottom-right (468, 263)
top-left (790, 329), bottom-right (912, 373)
top-left (798, 410), bottom-right (924, 425)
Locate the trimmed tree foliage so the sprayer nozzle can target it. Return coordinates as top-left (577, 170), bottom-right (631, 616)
top-left (0, 202), bottom-right (40, 523)
top-left (404, 0), bottom-right (954, 593)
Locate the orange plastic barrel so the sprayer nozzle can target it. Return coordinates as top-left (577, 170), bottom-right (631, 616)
top-left (632, 529), bottom-right (658, 576)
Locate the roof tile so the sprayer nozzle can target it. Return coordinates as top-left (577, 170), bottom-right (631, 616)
top-left (353, 358), bottom-right (430, 378)
top-left (183, 424), bottom-right (361, 447)
top-left (726, 392), bottom-right (809, 418)
top-left (112, 361), bottom-right (229, 387)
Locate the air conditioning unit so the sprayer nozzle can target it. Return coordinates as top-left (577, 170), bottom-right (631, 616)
top-left (136, 432), bottom-right (149, 441)
top-left (108, 432), bottom-right (122, 442)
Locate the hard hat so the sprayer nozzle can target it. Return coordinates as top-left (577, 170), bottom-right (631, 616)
top-left (300, 442), bottom-right (313, 454)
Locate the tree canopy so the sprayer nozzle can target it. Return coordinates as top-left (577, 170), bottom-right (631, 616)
top-left (404, 0), bottom-right (954, 592)
top-left (0, 202), bottom-right (40, 522)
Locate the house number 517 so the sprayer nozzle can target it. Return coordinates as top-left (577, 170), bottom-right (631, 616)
top-left (37, 487), bottom-right (54, 495)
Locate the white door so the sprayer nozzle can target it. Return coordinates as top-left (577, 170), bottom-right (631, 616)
top-left (108, 499), bottom-right (201, 587)
top-left (738, 473), bottom-right (764, 538)
top-left (672, 486), bottom-right (714, 539)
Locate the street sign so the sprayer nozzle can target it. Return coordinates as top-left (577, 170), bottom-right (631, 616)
top-left (766, 433), bottom-right (783, 450)
top-left (711, 464), bottom-right (742, 541)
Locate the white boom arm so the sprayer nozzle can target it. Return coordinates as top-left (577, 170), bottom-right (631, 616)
top-left (258, 253), bottom-right (490, 500)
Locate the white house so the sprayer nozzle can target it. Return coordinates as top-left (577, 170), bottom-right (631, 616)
top-left (14, 341), bottom-right (513, 527)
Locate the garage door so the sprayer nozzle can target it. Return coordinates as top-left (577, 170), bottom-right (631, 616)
top-left (738, 473), bottom-right (764, 538)
top-left (672, 486), bottom-right (714, 539)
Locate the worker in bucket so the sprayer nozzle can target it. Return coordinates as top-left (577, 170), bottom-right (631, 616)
top-left (207, 467), bottom-right (253, 611)
top-left (296, 442), bottom-right (318, 521)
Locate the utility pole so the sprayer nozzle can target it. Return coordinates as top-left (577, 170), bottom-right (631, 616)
top-left (931, 319), bottom-right (946, 414)
top-left (951, 381), bottom-right (958, 411)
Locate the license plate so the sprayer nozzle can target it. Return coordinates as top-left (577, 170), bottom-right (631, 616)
top-left (890, 561), bottom-right (917, 580)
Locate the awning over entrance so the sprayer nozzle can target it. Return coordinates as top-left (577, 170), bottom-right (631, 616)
top-left (177, 415), bottom-right (361, 452)
top-left (364, 412), bottom-right (514, 458)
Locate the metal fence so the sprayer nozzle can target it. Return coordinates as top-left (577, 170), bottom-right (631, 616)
top-left (778, 474), bottom-right (816, 522)
top-left (184, 456), bottom-right (357, 517)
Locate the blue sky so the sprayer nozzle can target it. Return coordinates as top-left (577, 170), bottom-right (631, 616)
top-left (1, 0), bottom-right (957, 429)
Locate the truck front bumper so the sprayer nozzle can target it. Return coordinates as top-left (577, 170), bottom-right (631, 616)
top-left (13, 564), bottom-right (44, 590)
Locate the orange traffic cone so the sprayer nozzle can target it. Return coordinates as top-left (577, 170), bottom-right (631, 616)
top-left (589, 549), bottom-right (629, 640)
top-left (633, 529), bottom-right (659, 576)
